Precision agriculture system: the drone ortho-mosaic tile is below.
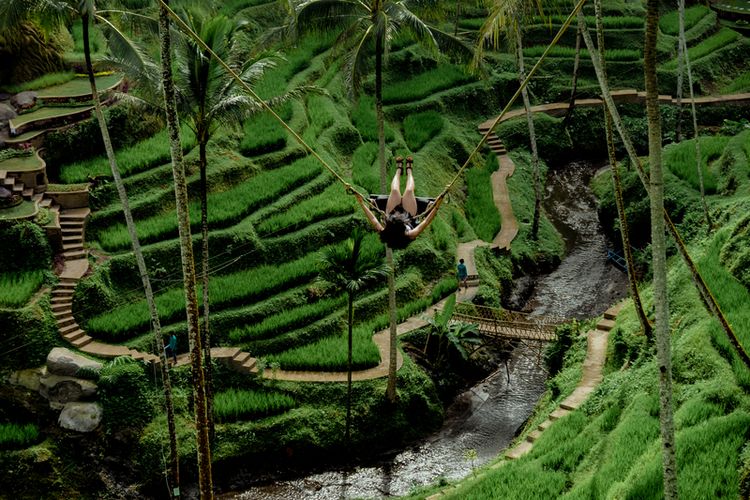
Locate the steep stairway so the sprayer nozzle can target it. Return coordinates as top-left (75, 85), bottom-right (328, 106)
top-left (58, 208), bottom-right (89, 261)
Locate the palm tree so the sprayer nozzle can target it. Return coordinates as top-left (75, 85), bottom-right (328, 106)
top-left (644, 0), bottom-right (678, 496)
top-left (172, 6), bottom-right (308, 442)
top-left (474, 0), bottom-right (546, 239)
top-left (291, 0), bottom-right (470, 404)
top-left (593, 0), bottom-right (651, 339)
top-left (423, 295), bottom-right (480, 368)
top-left (0, 2), bottom-right (181, 495)
top-left (318, 228), bottom-right (387, 443)
top-left (158, 1), bottom-right (213, 497)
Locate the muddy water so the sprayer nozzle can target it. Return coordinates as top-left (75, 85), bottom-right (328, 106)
top-left (224, 160), bottom-right (627, 499)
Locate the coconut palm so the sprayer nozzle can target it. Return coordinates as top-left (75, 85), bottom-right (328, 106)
top-left (474, 0), bottom-right (546, 239)
top-left (318, 228), bottom-right (387, 443)
top-left (592, 0), bottom-right (651, 339)
top-left (644, 0), bottom-right (678, 496)
top-left (291, 0), bottom-right (470, 404)
top-left (423, 295), bottom-right (480, 368)
top-left (158, 1), bottom-right (213, 497)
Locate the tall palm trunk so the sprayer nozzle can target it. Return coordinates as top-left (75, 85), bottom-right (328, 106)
top-left (675, 1), bottom-right (685, 143)
top-left (198, 138), bottom-right (215, 443)
top-left (678, 0), bottom-right (711, 228)
top-left (158, 3), bottom-right (213, 498)
top-left (517, 31), bottom-right (542, 239)
top-left (593, 0), bottom-right (651, 339)
top-left (346, 292), bottom-right (353, 443)
top-left (579, 12), bottom-right (750, 369)
top-left (645, 1), bottom-right (678, 497)
top-left (82, 13), bottom-right (180, 498)
top-left (385, 247), bottom-right (398, 403)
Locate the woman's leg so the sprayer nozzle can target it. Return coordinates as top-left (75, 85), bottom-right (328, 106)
top-left (385, 156), bottom-right (404, 213)
top-left (401, 156), bottom-right (418, 216)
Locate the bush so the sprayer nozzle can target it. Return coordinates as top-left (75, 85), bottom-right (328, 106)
top-left (545, 320), bottom-right (579, 376)
top-left (0, 424), bottom-right (40, 450)
top-left (213, 388), bottom-right (296, 423)
top-left (0, 306), bottom-right (58, 370)
top-left (495, 113), bottom-right (572, 165)
top-left (0, 221), bottom-right (52, 272)
top-left (403, 110), bottom-right (443, 151)
top-left (98, 359), bottom-right (154, 433)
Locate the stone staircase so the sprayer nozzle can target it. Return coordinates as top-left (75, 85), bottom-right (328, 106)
top-left (58, 207), bottom-right (89, 261)
top-left (504, 302), bottom-right (624, 460)
top-left (175, 347), bottom-right (257, 373)
top-left (0, 170), bottom-right (34, 200)
top-left (484, 131), bottom-right (508, 157)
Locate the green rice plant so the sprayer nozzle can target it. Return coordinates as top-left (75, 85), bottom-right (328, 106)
top-left (70, 18), bottom-right (106, 55)
top-left (96, 156), bottom-right (322, 251)
top-left (0, 423), bottom-right (39, 449)
top-left (659, 5), bottom-right (709, 36)
top-left (0, 72), bottom-right (75, 93)
top-left (465, 153), bottom-right (501, 242)
top-left (256, 183), bottom-right (356, 236)
top-left (0, 270), bottom-right (46, 308)
top-left (722, 71), bottom-right (750, 94)
top-left (229, 294), bottom-right (348, 342)
top-left (457, 18), bottom-right (485, 30)
top-left (533, 15), bottom-right (643, 29)
top-left (403, 111), bottom-right (444, 151)
top-left (662, 28), bottom-right (741, 69)
top-left (59, 124), bottom-right (196, 183)
top-left (351, 96), bottom-right (395, 142)
top-left (382, 65), bottom-right (475, 104)
top-left (239, 105), bottom-right (290, 157)
top-left (307, 94), bottom-right (337, 136)
top-left (86, 252), bottom-right (322, 338)
top-left (663, 136), bottom-right (726, 193)
top-left (213, 388), bottom-right (296, 423)
top-left (265, 324), bottom-right (381, 371)
top-left (351, 142), bottom-right (380, 193)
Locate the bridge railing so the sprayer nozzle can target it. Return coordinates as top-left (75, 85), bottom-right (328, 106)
top-left (452, 303), bottom-right (566, 341)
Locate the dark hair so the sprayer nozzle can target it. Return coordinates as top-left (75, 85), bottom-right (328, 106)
top-left (380, 212), bottom-right (413, 250)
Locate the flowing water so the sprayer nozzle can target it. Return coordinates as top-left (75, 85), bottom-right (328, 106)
top-left (223, 160), bottom-right (628, 499)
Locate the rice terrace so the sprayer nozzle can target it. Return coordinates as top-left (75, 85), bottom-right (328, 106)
top-left (1, 0), bottom-right (750, 498)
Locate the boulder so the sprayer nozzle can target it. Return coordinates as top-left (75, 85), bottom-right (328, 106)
top-left (58, 402), bottom-right (102, 433)
top-left (39, 372), bottom-right (98, 409)
top-left (47, 347), bottom-right (102, 377)
top-left (0, 102), bottom-right (16, 121)
top-left (11, 91), bottom-right (37, 111)
top-left (7, 367), bottom-right (44, 392)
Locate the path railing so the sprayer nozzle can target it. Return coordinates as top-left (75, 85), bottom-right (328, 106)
top-left (453, 303), bottom-right (564, 342)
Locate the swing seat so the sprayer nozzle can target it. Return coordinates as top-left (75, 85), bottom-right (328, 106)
top-left (369, 195), bottom-right (435, 216)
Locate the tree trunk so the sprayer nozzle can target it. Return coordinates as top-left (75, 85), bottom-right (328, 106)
top-left (594, 0), bottom-right (652, 339)
top-left (83, 12), bottom-right (180, 498)
top-left (198, 138), bottom-right (215, 444)
top-left (678, 3), bottom-right (711, 228)
top-left (385, 247), bottom-right (398, 403)
top-left (346, 293), bottom-right (353, 444)
top-left (517, 32), bottom-right (542, 240)
top-left (645, 1), bottom-right (679, 497)
top-left (158, 3), bottom-right (214, 498)
top-left (579, 12), bottom-right (750, 369)
top-left (675, 0), bottom-right (685, 143)
top-left (376, 31), bottom-right (386, 193)
top-left (564, 24), bottom-right (583, 122)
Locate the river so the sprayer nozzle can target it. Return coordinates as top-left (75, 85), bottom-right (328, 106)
top-left (222, 159), bottom-right (628, 499)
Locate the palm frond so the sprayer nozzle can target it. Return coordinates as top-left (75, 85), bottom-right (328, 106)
top-left (96, 14), bottom-right (158, 88)
top-left (344, 24), bottom-right (374, 96)
top-left (295, 0), bottom-right (363, 35)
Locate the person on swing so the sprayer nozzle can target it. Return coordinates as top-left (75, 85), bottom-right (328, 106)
top-left (352, 156), bottom-right (443, 249)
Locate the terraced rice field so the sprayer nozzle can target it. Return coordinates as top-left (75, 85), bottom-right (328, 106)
top-left (35, 74), bottom-right (122, 98)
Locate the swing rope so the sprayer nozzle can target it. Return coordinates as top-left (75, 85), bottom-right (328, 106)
top-left (158, 0), bottom-right (586, 211)
top-left (438, 0), bottom-right (588, 201)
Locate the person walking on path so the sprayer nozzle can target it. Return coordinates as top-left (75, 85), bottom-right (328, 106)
top-left (457, 258), bottom-right (468, 291)
top-left (165, 333), bottom-right (177, 364)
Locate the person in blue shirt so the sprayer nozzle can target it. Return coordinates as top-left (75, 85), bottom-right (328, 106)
top-left (457, 258), bottom-right (468, 291)
top-left (165, 334), bottom-right (177, 364)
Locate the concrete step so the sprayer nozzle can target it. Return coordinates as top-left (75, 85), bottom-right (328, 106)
top-left (56, 316), bottom-right (77, 328)
top-left (62, 235), bottom-right (83, 245)
top-left (32, 193), bottom-right (43, 202)
top-left (59, 208), bottom-right (90, 220)
top-left (51, 303), bottom-right (71, 313)
top-left (63, 329), bottom-right (87, 342)
top-left (51, 287), bottom-right (74, 295)
top-left (52, 310), bottom-right (72, 319)
top-left (62, 242), bottom-right (84, 252)
top-left (22, 187), bottom-right (33, 198)
top-left (2, 177), bottom-right (14, 186)
top-left (59, 323), bottom-right (80, 336)
top-left (60, 220), bottom-right (84, 228)
top-left (505, 440), bottom-right (533, 460)
top-left (70, 334), bottom-right (93, 349)
top-left (231, 351), bottom-right (252, 365)
top-left (597, 318), bottom-right (616, 331)
top-left (212, 347), bottom-right (241, 359)
top-left (56, 281), bottom-right (77, 288)
top-left (538, 419), bottom-right (553, 432)
top-left (0, 171), bottom-right (6, 180)
top-left (39, 198), bottom-right (52, 208)
top-left (61, 228), bottom-right (81, 236)
top-left (241, 358), bottom-right (257, 371)
top-left (12, 184), bottom-right (23, 193)
top-left (50, 298), bottom-right (72, 307)
top-left (549, 407), bottom-right (570, 421)
top-left (526, 429), bottom-right (543, 443)
top-left (63, 250), bottom-right (87, 260)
